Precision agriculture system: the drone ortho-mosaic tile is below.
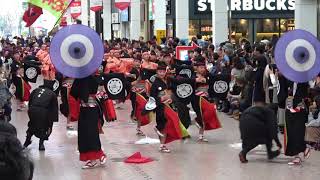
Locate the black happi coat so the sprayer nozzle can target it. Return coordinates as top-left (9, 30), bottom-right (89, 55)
top-left (28, 86), bottom-right (58, 139)
top-left (23, 56), bottom-right (41, 83)
top-left (99, 61), bottom-right (107, 73)
top-left (208, 73), bottom-right (230, 99)
top-left (127, 68), bottom-right (140, 83)
top-left (71, 76), bottom-right (99, 102)
top-left (103, 73), bottom-right (129, 100)
top-left (170, 77), bottom-right (195, 129)
top-left (240, 106), bottom-right (279, 144)
top-left (150, 77), bottom-right (168, 131)
top-left (170, 77), bottom-right (195, 104)
top-left (150, 77), bottom-right (168, 105)
top-left (175, 65), bottom-right (194, 79)
top-left (53, 72), bottom-right (64, 95)
top-left (141, 68), bottom-right (156, 81)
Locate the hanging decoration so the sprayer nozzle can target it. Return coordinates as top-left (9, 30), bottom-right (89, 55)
top-left (115, 0), bottom-right (131, 11)
top-left (90, 0), bottom-right (103, 12)
top-left (70, 0), bottom-right (81, 19)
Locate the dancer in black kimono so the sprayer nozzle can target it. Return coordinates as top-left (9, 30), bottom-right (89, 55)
top-left (285, 82), bottom-right (310, 165)
top-left (191, 56), bottom-right (221, 142)
top-left (150, 62), bottom-right (189, 153)
top-left (70, 75), bottom-right (107, 169)
top-left (128, 58), bottom-right (155, 136)
top-left (11, 63), bottom-right (31, 111)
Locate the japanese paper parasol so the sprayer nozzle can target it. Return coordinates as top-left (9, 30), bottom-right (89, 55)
top-left (50, 24), bottom-right (104, 78)
top-left (275, 29), bottom-right (320, 82)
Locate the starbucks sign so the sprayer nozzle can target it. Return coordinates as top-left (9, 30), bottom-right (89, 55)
top-left (196, 0), bottom-right (295, 13)
top-left (231, 0), bottom-right (295, 11)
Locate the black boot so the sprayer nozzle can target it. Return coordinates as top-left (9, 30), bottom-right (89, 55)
top-left (239, 151), bottom-right (248, 163)
top-left (23, 134), bottom-right (32, 148)
top-left (39, 139), bottom-right (45, 151)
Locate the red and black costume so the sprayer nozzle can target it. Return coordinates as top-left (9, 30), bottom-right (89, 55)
top-left (70, 76), bottom-right (106, 162)
top-left (150, 76), bottom-right (189, 144)
top-left (11, 60), bottom-right (31, 103)
top-left (191, 74), bottom-right (221, 131)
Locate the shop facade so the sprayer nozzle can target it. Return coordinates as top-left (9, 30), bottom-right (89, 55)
top-left (99, 0), bottom-right (304, 42)
top-left (187, 0), bottom-right (295, 43)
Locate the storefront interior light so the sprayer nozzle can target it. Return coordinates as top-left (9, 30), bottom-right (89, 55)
top-left (240, 19), bottom-right (246, 25)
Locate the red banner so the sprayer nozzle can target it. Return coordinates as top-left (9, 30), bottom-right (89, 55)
top-left (115, 0), bottom-right (131, 11)
top-left (90, 0), bottom-right (103, 12)
top-left (70, 1), bottom-right (81, 19)
top-left (23, 5), bottom-right (43, 27)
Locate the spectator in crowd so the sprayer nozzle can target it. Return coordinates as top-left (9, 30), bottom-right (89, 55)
top-left (0, 121), bottom-right (34, 180)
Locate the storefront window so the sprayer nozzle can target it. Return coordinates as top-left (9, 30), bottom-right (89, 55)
top-left (189, 20), bottom-right (200, 38)
top-left (256, 19), bottom-right (279, 41)
top-left (200, 20), bottom-right (212, 40)
top-left (189, 20), bottom-right (212, 40)
top-left (231, 19), bottom-right (249, 44)
top-left (280, 19), bottom-right (295, 33)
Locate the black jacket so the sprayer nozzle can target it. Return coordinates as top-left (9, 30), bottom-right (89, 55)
top-left (240, 106), bottom-right (280, 144)
top-left (28, 86), bottom-right (58, 139)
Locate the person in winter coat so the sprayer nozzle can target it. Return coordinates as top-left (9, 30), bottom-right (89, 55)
top-left (239, 105), bottom-right (282, 163)
top-left (23, 80), bottom-right (58, 151)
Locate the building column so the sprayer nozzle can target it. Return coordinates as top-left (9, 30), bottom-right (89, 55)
top-left (121, 23), bottom-right (130, 39)
top-left (212, 0), bottom-right (228, 46)
top-left (143, 0), bottom-right (149, 40)
top-left (130, 0), bottom-right (141, 40)
top-left (153, 0), bottom-right (166, 37)
top-left (295, 0), bottom-right (318, 36)
top-left (90, 10), bottom-right (96, 29)
top-left (175, 0), bottom-right (189, 42)
top-left (81, 0), bottom-right (89, 26)
top-left (103, 0), bottom-right (112, 40)
top-left (121, 23), bottom-right (126, 38)
top-left (248, 19), bottom-right (254, 44)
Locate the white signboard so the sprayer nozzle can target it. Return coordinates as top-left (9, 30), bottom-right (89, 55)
top-left (112, 13), bottom-right (119, 24)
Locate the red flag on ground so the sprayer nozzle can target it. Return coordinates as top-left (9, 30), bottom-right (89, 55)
top-left (200, 97), bottom-right (222, 130)
top-left (124, 152), bottom-right (153, 164)
top-left (23, 5), bottom-right (43, 27)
